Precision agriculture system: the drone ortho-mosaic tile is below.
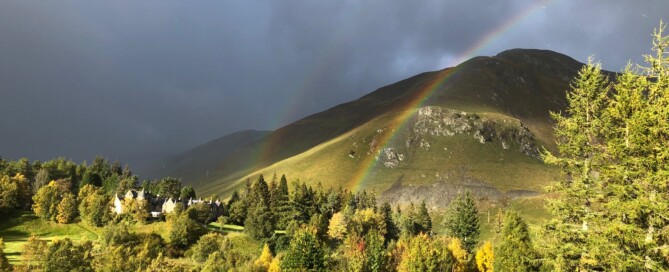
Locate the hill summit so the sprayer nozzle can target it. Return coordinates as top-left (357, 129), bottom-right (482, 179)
top-left (162, 49), bottom-right (592, 212)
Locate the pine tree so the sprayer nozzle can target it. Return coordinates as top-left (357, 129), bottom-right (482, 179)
top-left (245, 201), bottom-right (275, 240)
top-left (416, 200), bottom-right (432, 234)
top-left (443, 191), bottom-right (480, 251)
top-left (494, 211), bottom-right (537, 272)
top-left (280, 226), bottom-right (326, 271)
top-left (380, 202), bottom-right (399, 242)
top-left (542, 22), bottom-right (669, 270)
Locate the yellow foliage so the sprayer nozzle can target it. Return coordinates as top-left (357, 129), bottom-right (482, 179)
top-left (268, 255), bottom-right (282, 272)
top-left (48, 180), bottom-right (58, 187)
top-left (327, 212), bottom-right (347, 240)
top-left (448, 238), bottom-right (468, 272)
top-left (255, 244), bottom-right (273, 269)
top-left (475, 241), bottom-right (494, 272)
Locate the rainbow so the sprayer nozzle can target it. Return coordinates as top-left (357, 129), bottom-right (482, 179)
top-left (348, 0), bottom-right (553, 192)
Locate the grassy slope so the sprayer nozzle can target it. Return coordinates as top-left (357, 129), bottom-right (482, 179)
top-left (200, 107), bottom-right (559, 196)
top-left (0, 209), bottom-right (262, 266)
top-left (0, 210), bottom-right (100, 264)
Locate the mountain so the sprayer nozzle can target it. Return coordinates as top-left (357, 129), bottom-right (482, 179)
top-left (156, 129), bottom-right (270, 181)
top-left (169, 49), bottom-right (594, 218)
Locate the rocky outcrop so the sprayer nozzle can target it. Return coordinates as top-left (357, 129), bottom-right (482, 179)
top-left (412, 106), bottom-right (539, 157)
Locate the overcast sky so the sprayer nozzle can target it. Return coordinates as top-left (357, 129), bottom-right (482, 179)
top-left (0, 0), bottom-right (666, 174)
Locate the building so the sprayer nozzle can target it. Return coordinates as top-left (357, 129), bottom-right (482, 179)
top-left (113, 189), bottom-right (224, 221)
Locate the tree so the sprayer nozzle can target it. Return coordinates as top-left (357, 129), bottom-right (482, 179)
top-left (0, 175), bottom-right (19, 212)
top-left (179, 186), bottom-right (196, 200)
top-left (475, 241), bottom-right (494, 272)
top-left (245, 201), bottom-right (275, 240)
top-left (541, 23), bottom-right (669, 270)
top-left (327, 212), bottom-right (348, 240)
top-left (255, 244), bottom-right (273, 270)
top-left (443, 191), bottom-right (480, 251)
top-left (78, 185), bottom-right (111, 227)
top-left (0, 173), bottom-right (31, 212)
top-left (270, 174), bottom-right (291, 229)
top-left (156, 177), bottom-right (182, 199)
top-left (0, 238), bottom-right (10, 272)
top-left (281, 226), bottom-right (326, 271)
top-left (494, 212), bottom-right (537, 272)
top-left (34, 168), bottom-right (50, 193)
top-left (32, 181), bottom-right (62, 221)
top-left (169, 213), bottom-right (206, 249)
top-left (191, 233), bottom-right (226, 263)
top-left (416, 200), bottom-right (432, 234)
top-left (187, 202), bottom-right (213, 224)
top-left (42, 238), bottom-right (93, 272)
top-left (380, 202), bottom-right (399, 242)
top-left (22, 235), bottom-right (47, 271)
top-left (56, 193), bottom-right (77, 224)
top-left (398, 233), bottom-right (454, 272)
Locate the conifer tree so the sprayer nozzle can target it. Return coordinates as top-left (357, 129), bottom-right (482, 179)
top-left (281, 226), bottom-right (326, 271)
top-left (416, 200), bottom-right (432, 234)
top-left (443, 191), bottom-right (480, 251)
top-left (380, 202), bottom-right (399, 242)
top-left (494, 211), bottom-right (537, 272)
top-left (542, 22), bottom-right (669, 270)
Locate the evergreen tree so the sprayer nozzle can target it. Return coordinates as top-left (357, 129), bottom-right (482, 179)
top-left (416, 200), bottom-right (432, 234)
top-left (443, 191), bottom-right (480, 251)
top-left (270, 174), bottom-right (291, 229)
top-left (494, 212), bottom-right (537, 272)
top-left (280, 226), bottom-right (326, 271)
top-left (245, 202), bottom-right (275, 240)
top-left (542, 23), bottom-right (669, 270)
top-left (380, 202), bottom-right (399, 242)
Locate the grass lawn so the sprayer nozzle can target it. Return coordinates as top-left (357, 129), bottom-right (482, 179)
top-left (0, 210), bottom-right (102, 264)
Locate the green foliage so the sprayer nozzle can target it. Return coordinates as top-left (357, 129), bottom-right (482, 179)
top-left (244, 176), bottom-right (276, 239)
top-left (541, 22), bottom-right (669, 270)
top-left (77, 185), bottom-right (111, 227)
top-left (32, 182), bottom-right (62, 221)
top-left (281, 226), bottom-right (327, 271)
top-left (0, 174), bottom-right (31, 212)
top-left (0, 238), bottom-right (10, 272)
top-left (95, 226), bottom-right (166, 272)
top-left (169, 213), bottom-right (207, 249)
top-left (191, 233), bottom-right (226, 263)
top-left (245, 202), bottom-right (275, 240)
top-left (155, 177), bottom-right (182, 199)
top-left (42, 238), bottom-right (94, 272)
top-left (380, 202), bottom-right (399, 242)
top-left (443, 191), bottom-right (480, 251)
top-left (180, 186), bottom-right (196, 200)
top-left (494, 211), bottom-right (537, 272)
top-left (187, 202), bottom-right (214, 224)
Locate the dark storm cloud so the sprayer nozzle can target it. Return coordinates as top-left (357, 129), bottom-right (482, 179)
top-left (0, 0), bottom-right (666, 176)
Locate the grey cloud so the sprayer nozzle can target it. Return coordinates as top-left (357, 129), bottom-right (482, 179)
top-left (0, 0), bottom-right (666, 176)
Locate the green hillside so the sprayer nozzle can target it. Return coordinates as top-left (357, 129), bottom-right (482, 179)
top-left (176, 49), bottom-right (594, 216)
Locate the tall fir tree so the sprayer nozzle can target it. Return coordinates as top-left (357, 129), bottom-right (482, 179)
top-left (542, 22), bottom-right (669, 270)
top-left (494, 211), bottom-right (537, 272)
top-left (443, 191), bottom-right (480, 251)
